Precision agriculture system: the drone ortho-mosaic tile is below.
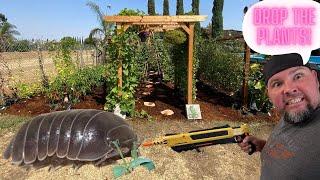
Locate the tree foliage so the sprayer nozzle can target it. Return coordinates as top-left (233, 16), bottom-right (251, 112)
top-left (176, 0), bottom-right (184, 15)
top-left (119, 8), bottom-right (145, 16)
top-left (192, 0), bottom-right (199, 15)
top-left (118, 8), bottom-right (145, 34)
top-left (86, 1), bottom-right (114, 64)
top-left (192, 0), bottom-right (200, 35)
top-left (148, 0), bottom-right (156, 15)
top-left (198, 39), bottom-right (243, 93)
top-left (0, 13), bottom-right (7, 23)
top-left (211, 0), bottom-right (224, 39)
top-left (163, 0), bottom-right (169, 15)
top-left (0, 13), bottom-right (20, 52)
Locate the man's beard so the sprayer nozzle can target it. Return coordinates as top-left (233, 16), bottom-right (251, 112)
top-left (283, 104), bottom-right (315, 125)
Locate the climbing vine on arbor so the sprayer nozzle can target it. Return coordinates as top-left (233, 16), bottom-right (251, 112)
top-left (104, 32), bottom-right (143, 116)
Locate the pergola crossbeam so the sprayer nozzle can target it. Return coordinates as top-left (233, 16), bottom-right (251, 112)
top-left (105, 15), bottom-right (206, 23)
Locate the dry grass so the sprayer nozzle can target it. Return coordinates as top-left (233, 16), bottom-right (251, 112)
top-left (0, 115), bottom-right (276, 180)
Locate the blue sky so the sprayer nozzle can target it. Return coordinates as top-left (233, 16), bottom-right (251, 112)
top-left (0, 0), bottom-right (259, 40)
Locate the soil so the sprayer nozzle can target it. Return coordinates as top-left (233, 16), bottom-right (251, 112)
top-left (2, 80), bottom-right (278, 123)
top-left (0, 80), bottom-right (279, 180)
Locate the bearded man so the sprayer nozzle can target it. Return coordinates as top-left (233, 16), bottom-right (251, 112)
top-left (238, 53), bottom-right (320, 179)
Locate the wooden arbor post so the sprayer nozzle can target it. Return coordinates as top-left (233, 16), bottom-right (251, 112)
top-left (180, 23), bottom-right (195, 104)
top-left (104, 16), bottom-right (206, 103)
top-left (242, 7), bottom-right (250, 108)
top-left (243, 42), bottom-right (251, 108)
top-left (116, 24), bottom-right (130, 95)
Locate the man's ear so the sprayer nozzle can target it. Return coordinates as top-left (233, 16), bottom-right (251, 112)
top-left (311, 70), bottom-right (320, 89)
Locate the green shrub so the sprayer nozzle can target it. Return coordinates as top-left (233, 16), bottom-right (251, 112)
top-left (198, 39), bottom-right (243, 94)
top-left (164, 30), bottom-right (187, 45)
top-left (248, 63), bottom-right (273, 112)
top-left (15, 82), bottom-right (42, 99)
top-left (45, 36), bottom-right (106, 104)
top-left (118, 8), bottom-right (145, 16)
top-left (46, 65), bottom-right (106, 103)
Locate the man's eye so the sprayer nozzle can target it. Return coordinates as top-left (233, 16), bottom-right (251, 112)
top-left (294, 73), bottom-right (303, 80)
top-left (272, 82), bottom-right (281, 88)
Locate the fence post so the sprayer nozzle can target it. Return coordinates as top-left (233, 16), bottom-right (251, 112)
top-left (242, 6), bottom-right (250, 109)
top-left (37, 42), bottom-right (49, 88)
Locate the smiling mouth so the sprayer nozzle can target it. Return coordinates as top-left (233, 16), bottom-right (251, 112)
top-left (285, 97), bottom-right (304, 106)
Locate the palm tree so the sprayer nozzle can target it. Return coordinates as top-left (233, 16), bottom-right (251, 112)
top-left (87, 2), bottom-right (113, 64)
top-left (0, 14), bottom-right (20, 52)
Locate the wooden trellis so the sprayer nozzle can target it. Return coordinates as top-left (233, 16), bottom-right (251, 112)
top-left (104, 15), bottom-right (207, 104)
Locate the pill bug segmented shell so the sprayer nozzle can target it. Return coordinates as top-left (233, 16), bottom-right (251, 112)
top-left (2, 109), bottom-right (138, 167)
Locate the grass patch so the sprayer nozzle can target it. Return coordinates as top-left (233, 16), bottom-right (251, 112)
top-left (0, 115), bottom-right (30, 134)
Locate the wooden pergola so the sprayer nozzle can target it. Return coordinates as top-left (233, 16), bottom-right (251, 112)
top-left (104, 15), bottom-right (207, 104)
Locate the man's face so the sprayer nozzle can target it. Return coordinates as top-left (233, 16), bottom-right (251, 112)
top-left (267, 66), bottom-right (320, 124)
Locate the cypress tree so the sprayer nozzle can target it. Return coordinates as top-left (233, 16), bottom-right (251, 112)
top-left (212, 0), bottom-right (224, 38)
top-left (192, 0), bottom-right (200, 35)
top-left (192, 0), bottom-right (199, 15)
top-left (176, 0), bottom-right (184, 15)
top-left (0, 13), bottom-right (7, 23)
top-left (163, 0), bottom-right (169, 15)
top-left (148, 0), bottom-right (156, 15)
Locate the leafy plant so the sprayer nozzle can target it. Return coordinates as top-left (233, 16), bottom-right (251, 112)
top-left (248, 63), bottom-right (273, 112)
top-left (15, 82), bottom-right (42, 99)
top-left (112, 140), bottom-right (155, 179)
top-left (134, 109), bottom-right (154, 121)
top-left (164, 30), bottom-right (187, 45)
top-left (104, 32), bottom-right (143, 116)
top-left (118, 8), bottom-right (145, 16)
top-left (52, 37), bottom-right (77, 80)
top-left (46, 36), bottom-right (106, 104)
top-left (198, 39), bottom-right (243, 94)
top-left (46, 65), bottom-right (106, 104)
top-left (118, 8), bottom-right (145, 34)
